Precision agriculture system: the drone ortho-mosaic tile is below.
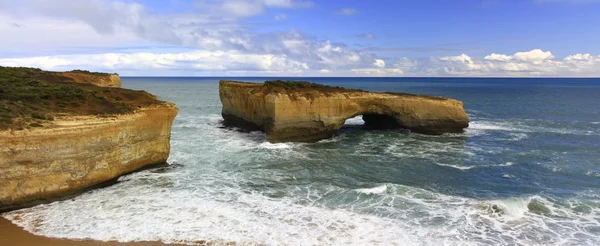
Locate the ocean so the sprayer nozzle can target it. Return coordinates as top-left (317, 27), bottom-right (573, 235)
top-left (4, 77), bottom-right (600, 245)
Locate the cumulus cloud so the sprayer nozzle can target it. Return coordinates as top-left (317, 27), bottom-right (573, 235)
top-left (0, 50), bottom-right (310, 75)
top-left (440, 54), bottom-right (473, 64)
top-left (407, 49), bottom-right (600, 76)
top-left (336, 8), bottom-right (358, 15)
top-left (2, 49), bottom-right (600, 76)
top-left (484, 53), bottom-right (512, 61)
top-left (513, 49), bottom-right (554, 63)
top-left (1, 1), bottom-right (599, 77)
top-left (0, 0), bottom-right (375, 72)
top-left (373, 59), bottom-right (386, 68)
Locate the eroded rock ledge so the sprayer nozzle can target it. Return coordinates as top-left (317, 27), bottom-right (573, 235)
top-left (220, 80), bottom-right (469, 142)
top-left (0, 103), bottom-right (177, 211)
top-left (0, 67), bottom-right (178, 211)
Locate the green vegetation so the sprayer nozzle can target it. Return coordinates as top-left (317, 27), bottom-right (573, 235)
top-left (261, 80), bottom-right (447, 101)
top-left (70, 69), bottom-right (116, 76)
top-left (263, 80), bottom-right (363, 92)
top-left (0, 66), bottom-right (160, 130)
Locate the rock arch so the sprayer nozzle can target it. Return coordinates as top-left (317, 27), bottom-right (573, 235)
top-left (220, 80), bottom-right (469, 142)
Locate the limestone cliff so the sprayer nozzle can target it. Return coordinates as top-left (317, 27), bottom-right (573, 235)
top-left (55, 72), bottom-right (121, 87)
top-left (0, 103), bottom-right (177, 211)
top-left (220, 80), bottom-right (469, 142)
top-left (0, 66), bottom-right (178, 211)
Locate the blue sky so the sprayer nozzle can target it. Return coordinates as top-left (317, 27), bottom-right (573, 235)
top-left (0, 0), bottom-right (599, 76)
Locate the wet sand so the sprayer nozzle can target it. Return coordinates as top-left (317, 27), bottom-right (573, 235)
top-left (0, 217), bottom-right (182, 246)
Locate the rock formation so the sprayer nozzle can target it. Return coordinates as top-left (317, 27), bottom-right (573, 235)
top-left (0, 67), bottom-right (177, 211)
top-left (220, 80), bottom-right (469, 142)
top-left (55, 71), bottom-right (122, 87)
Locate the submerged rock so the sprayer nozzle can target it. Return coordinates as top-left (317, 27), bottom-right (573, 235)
top-left (219, 80), bottom-right (469, 142)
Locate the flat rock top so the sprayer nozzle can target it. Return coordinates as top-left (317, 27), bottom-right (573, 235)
top-left (0, 66), bottom-right (168, 131)
top-left (220, 80), bottom-right (450, 101)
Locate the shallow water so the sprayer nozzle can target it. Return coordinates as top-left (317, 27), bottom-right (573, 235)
top-left (5, 77), bottom-right (600, 245)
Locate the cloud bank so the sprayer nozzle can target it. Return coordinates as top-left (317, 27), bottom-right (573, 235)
top-left (0, 0), bottom-right (599, 77)
top-left (2, 49), bottom-right (599, 77)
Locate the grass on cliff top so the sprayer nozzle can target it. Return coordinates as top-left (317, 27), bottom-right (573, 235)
top-left (0, 66), bottom-right (161, 130)
top-left (259, 80), bottom-right (364, 95)
top-left (69, 69), bottom-right (116, 76)
top-left (252, 80), bottom-right (448, 101)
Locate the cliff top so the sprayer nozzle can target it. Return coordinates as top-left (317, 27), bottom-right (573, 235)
top-left (0, 66), bottom-right (166, 130)
top-left (220, 80), bottom-right (449, 101)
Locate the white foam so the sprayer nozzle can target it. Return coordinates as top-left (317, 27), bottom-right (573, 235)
top-left (434, 162), bottom-right (514, 170)
top-left (257, 142), bottom-right (293, 149)
top-left (467, 120), bottom-right (596, 137)
top-left (507, 133), bottom-right (528, 141)
top-left (468, 121), bottom-right (520, 132)
top-left (502, 174), bottom-right (515, 179)
top-left (434, 163), bottom-right (475, 170)
top-left (355, 185), bottom-right (387, 194)
top-left (485, 197), bottom-right (531, 220)
top-left (585, 171), bottom-right (600, 177)
top-left (5, 85), bottom-right (600, 246)
top-left (5, 181), bottom-right (600, 246)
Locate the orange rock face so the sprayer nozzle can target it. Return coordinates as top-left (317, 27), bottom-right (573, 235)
top-left (54, 72), bottom-right (122, 87)
top-left (219, 80), bottom-right (469, 142)
top-left (0, 103), bottom-right (178, 211)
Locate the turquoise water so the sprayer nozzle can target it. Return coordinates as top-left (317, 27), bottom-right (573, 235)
top-left (5, 77), bottom-right (600, 245)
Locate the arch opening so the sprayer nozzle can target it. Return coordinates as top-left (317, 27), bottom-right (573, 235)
top-left (362, 113), bottom-right (403, 129)
top-left (342, 113), bottom-right (404, 131)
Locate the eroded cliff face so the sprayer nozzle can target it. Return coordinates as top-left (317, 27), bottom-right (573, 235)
top-left (54, 72), bottom-right (121, 87)
top-left (0, 103), bottom-right (178, 211)
top-left (220, 80), bottom-right (469, 142)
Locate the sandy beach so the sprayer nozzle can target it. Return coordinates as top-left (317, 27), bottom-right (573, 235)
top-left (0, 217), bottom-right (180, 246)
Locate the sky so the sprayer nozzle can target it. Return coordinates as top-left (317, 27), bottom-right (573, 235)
top-left (0, 0), bottom-right (599, 77)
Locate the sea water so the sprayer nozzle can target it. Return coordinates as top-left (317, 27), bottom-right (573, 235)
top-left (4, 77), bottom-right (600, 245)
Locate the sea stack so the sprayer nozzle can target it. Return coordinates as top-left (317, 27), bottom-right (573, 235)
top-left (0, 67), bottom-right (178, 211)
top-left (219, 80), bottom-right (469, 142)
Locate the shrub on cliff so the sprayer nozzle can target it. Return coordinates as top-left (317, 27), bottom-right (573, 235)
top-left (260, 80), bottom-right (364, 100)
top-left (0, 66), bottom-right (161, 130)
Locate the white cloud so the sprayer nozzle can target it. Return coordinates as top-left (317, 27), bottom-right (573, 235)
top-left (336, 8), bottom-right (358, 15)
top-left (440, 54), bottom-right (473, 64)
top-left (513, 49), bottom-right (554, 63)
top-left (484, 53), bottom-right (512, 61)
top-left (0, 50), bottom-right (310, 75)
top-left (314, 41), bottom-right (362, 68)
top-left (373, 59), bottom-right (386, 68)
top-left (2, 49), bottom-right (600, 77)
top-left (0, 15), bottom-right (140, 55)
top-left (421, 49), bottom-right (600, 76)
top-left (483, 49), bottom-right (554, 64)
top-left (0, 1), bottom-right (599, 77)
top-left (221, 1), bottom-right (265, 18)
top-left (564, 53), bottom-right (594, 61)
top-left (350, 68), bottom-right (404, 76)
